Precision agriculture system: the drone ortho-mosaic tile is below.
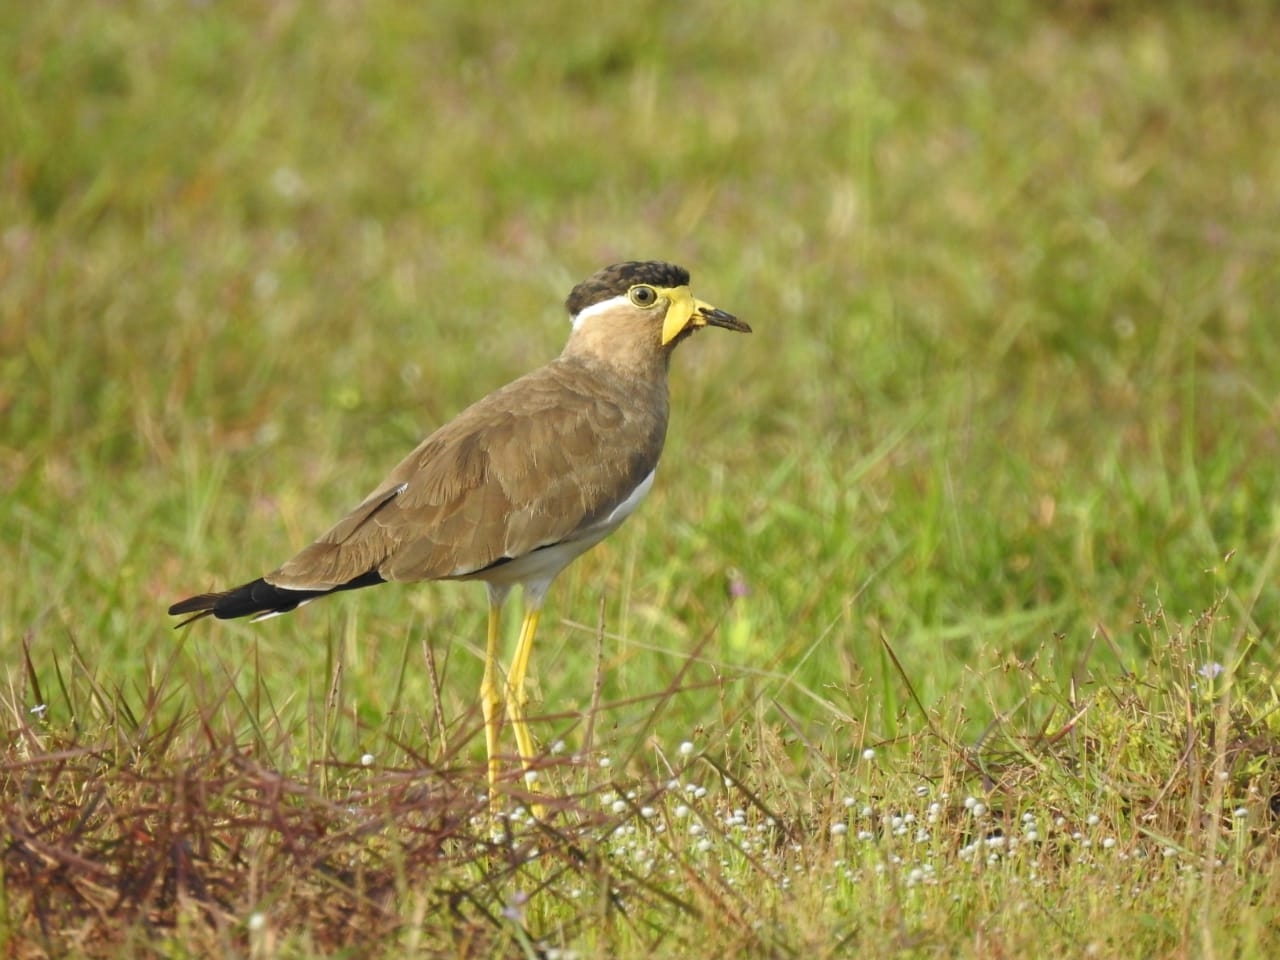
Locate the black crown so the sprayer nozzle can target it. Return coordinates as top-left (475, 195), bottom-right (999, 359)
top-left (565, 261), bottom-right (690, 316)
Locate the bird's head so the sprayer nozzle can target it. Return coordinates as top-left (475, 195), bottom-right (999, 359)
top-left (564, 261), bottom-right (750, 364)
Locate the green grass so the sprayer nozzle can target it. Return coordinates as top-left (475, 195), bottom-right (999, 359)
top-left (4, 0), bottom-right (1280, 956)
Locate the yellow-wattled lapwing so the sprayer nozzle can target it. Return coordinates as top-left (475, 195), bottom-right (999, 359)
top-left (170, 260), bottom-right (749, 808)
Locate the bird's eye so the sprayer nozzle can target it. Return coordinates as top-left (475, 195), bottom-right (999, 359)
top-left (629, 285), bottom-right (658, 307)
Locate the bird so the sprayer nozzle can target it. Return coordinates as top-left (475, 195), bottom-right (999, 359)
top-left (169, 260), bottom-right (750, 808)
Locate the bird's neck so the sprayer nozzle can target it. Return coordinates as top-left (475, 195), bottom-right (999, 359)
top-left (549, 350), bottom-right (670, 436)
top-left (559, 331), bottom-right (671, 385)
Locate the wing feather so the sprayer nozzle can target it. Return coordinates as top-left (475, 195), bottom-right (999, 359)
top-left (268, 358), bottom-right (667, 590)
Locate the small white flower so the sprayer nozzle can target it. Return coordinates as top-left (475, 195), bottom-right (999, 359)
top-left (253, 271), bottom-right (278, 300)
top-left (360, 753), bottom-right (375, 766)
top-left (271, 166), bottom-right (305, 199)
top-left (501, 890), bottom-right (529, 923)
top-left (861, 748), bottom-right (876, 761)
top-left (678, 741), bottom-right (695, 756)
top-left (830, 823), bottom-right (848, 836)
top-left (598, 756), bottom-right (612, 768)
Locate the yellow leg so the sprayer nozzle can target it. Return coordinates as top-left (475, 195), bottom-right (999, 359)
top-left (479, 602), bottom-right (504, 812)
top-left (506, 607), bottom-right (546, 816)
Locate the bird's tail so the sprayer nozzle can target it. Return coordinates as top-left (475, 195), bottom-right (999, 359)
top-left (168, 570), bottom-right (385, 627)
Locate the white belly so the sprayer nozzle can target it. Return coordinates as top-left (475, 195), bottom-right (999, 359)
top-left (467, 468), bottom-right (656, 593)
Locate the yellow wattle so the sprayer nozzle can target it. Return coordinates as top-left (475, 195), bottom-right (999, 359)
top-left (660, 286), bottom-right (698, 345)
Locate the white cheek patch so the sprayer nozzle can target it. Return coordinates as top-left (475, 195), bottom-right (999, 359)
top-left (571, 294), bottom-right (630, 331)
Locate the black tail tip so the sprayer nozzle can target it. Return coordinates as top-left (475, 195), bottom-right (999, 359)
top-left (168, 570), bottom-right (385, 627)
top-left (168, 592), bottom-right (227, 627)
top-left (168, 578), bottom-right (289, 626)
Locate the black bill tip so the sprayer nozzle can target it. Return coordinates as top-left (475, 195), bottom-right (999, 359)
top-left (700, 307), bottom-right (751, 334)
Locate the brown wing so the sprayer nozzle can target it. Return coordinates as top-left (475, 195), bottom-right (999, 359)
top-left (266, 358), bottom-right (669, 590)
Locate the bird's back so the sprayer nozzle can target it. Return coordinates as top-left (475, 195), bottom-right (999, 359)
top-left (268, 355), bottom-right (670, 591)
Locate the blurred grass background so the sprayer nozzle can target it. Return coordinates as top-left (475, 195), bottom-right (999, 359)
top-left (3, 0), bottom-right (1279, 761)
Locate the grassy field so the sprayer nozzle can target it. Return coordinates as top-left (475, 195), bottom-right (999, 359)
top-left (4, 0), bottom-right (1280, 956)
